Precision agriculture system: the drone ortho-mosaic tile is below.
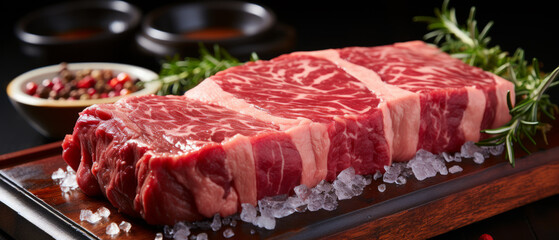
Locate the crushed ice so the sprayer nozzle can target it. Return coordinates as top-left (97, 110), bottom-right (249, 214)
top-left (210, 213), bottom-right (222, 232)
top-left (51, 168), bottom-right (66, 180)
top-left (106, 222), bottom-right (120, 237)
top-left (222, 228), bottom-right (235, 238)
top-left (161, 141), bottom-right (503, 236)
top-left (384, 142), bottom-right (503, 185)
top-left (196, 233), bottom-right (208, 240)
top-left (235, 141), bottom-right (501, 231)
top-left (77, 205), bottom-right (134, 238)
top-left (234, 166), bottom-right (372, 231)
top-left (160, 215), bottom-right (243, 240)
top-left (377, 184), bottom-right (386, 192)
top-left (79, 206), bottom-right (112, 225)
top-left (79, 209), bottom-right (102, 224)
top-left (154, 232), bottom-right (163, 240)
top-left (60, 141), bottom-right (501, 238)
top-left (161, 166), bottom-right (372, 236)
top-left (407, 149), bottom-right (447, 180)
top-left (119, 221), bottom-right (132, 233)
top-left (448, 165), bottom-right (463, 174)
top-left (97, 206), bottom-right (111, 219)
top-left (52, 166), bottom-right (79, 193)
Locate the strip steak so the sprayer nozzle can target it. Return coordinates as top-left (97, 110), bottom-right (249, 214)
top-left (62, 41), bottom-right (514, 225)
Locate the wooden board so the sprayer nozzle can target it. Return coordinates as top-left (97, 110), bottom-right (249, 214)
top-left (1, 121), bottom-right (559, 240)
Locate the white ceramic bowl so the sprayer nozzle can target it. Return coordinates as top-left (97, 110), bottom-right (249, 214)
top-left (6, 62), bottom-right (160, 139)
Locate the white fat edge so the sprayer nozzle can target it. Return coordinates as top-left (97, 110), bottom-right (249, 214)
top-left (393, 40), bottom-right (442, 55)
top-left (291, 49), bottom-right (415, 101)
top-left (186, 69), bottom-right (332, 199)
top-left (222, 134), bottom-right (258, 206)
top-left (379, 103), bottom-right (395, 164)
top-left (284, 119), bottom-right (330, 189)
top-left (308, 122), bottom-right (330, 185)
top-left (284, 120), bottom-right (315, 188)
top-left (294, 49), bottom-right (421, 163)
top-left (461, 86), bottom-right (486, 142)
top-left (385, 95), bottom-right (421, 161)
top-left (491, 74), bottom-right (516, 128)
top-left (185, 78), bottom-right (299, 129)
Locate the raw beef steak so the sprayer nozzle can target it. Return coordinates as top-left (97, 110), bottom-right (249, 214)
top-left (63, 95), bottom-right (305, 224)
top-left (63, 41), bottom-right (514, 225)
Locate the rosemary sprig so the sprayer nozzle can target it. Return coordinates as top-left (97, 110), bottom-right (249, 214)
top-left (415, 0), bottom-right (559, 166)
top-left (140, 44), bottom-right (258, 96)
top-left (480, 68), bottom-right (559, 166)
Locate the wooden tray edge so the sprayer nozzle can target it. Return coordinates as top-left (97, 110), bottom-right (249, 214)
top-left (270, 146), bottom-right (559, 239)
top-left (323, 148), bottom-right (559, 240)
top-left (0, 141), bottom-right (63, 169)
top-left (0, 171), bottom-right (99, 240)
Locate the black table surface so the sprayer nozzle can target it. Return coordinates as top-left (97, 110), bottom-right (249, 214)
top-left (1, 1), bottom-right (558, 239)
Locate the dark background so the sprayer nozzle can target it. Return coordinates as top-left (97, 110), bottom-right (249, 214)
top-left (1, 0), bottom-right (558, 239)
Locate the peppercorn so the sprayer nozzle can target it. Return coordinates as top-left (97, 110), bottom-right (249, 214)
top-left (26, 63), bottom-right (142, 100)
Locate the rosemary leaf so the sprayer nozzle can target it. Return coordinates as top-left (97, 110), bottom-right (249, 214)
top-left (415, 0), bottom-right (559, 166)
top-left (139, 44), bottom-right (255, 96)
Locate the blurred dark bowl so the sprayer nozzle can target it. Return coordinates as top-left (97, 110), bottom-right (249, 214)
top-left (6, 62), bottom-right (160, 139)
top-left (136, 1), bottom-right (291, 60)
top-left (15, 0), bottom-right (142, 64)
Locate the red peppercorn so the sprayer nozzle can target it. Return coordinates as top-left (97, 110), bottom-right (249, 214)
top-left (113, 83), bottom-right (123, 92)
top-left (25, 82), bottom-right (38, 95)
top-left (52, 82), bottom-right (65, 93)
top-left (52, 76), bottom-right (63, 85)
top-left (107, 90), bottom-right (119, 98)
top-left (479, 233), bottom-right (493, 240)
top-left (25, 64), bottom-right (141, 99)
top-left (108, 77), bottom-right (119, 88)
top-left (42, 79), bottom-right (54, 89)
top-left (117, 72), bottom-right (131, 82)
top-left (120, 89), bottom-right (131, 96)
top-left (87, 88), bottom-right (97, 96)
top-left (76, 76), bottom-right (96, 89)
top-left (109, 72), bottom-right (132, 89)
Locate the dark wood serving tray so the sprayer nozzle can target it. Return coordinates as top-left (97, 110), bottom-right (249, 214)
top-left (1, 121), bottom-right (558, 240)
